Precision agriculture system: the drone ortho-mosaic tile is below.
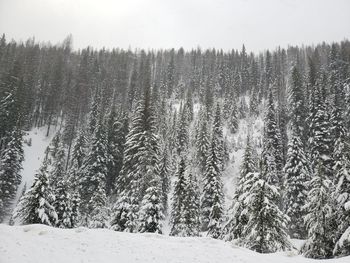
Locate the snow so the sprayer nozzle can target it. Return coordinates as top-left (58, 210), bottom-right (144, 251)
top-left (0, 224), bottom-right (349, 263)
top-left (18, 126), bottom-right (58, 200)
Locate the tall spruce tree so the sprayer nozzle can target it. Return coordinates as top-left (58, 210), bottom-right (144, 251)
top-left (242, 172), bottom-right (291, 253)
top-left (78, 118), bottom-right (108, 225)
top-left (112, 77), bottom-right (160, 232)
top-left (283, 128), bottom-right (310, 238)
top-left (14, 160), bottom-right (57, 226)
top-left (201, 136), bottom-right (224, 237)
top-left (302, 162), bottom-right (335, 259)
top-left (223, 135), bottom-right (257, 240)
top-left (0, 128), bottom-right (24, 222)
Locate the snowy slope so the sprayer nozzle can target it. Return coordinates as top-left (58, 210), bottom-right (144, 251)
top-left (4, 126), bottom-right (58, 223)
top-left (0, 224), bottom-right (349, 263)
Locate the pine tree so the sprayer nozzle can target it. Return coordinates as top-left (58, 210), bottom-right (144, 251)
top-left (242, 172), bottom-right (291, 253)
top-left (0, 128), bottom-right (24, 222)
top-left (212, 103), bottom-right (224, 171)
top-left (283, 128), bottom-right (310, 238)
top-left (49, 138), bottom-right (66, 189)
top-left (158, 143), bottom-right (171, 215)
top-left (170, 157), bottom-right (187, 236)
top-left (201, 136), bottom-right (224, 236)
top-left (138, 172), bottom-right (164, 234)
top-left (302, 162), bottom-right (335, 259)
top-left (170, 157), bottom-right (200, 236)
top-left (176, 103), bottom-right (190, 155)
top-left (88, 182), bottom-right (108, 228)
top-left (289, 66), bottom-right (306, 140)
top-left (261, 89), bottom-right (283, 189)
top-left (112, 82), bottom-right (159, 232)
top-left (14, 160), bottom-right (58, 226)
top-left (78, 119), bottom-right (107, 223)
top-left (53, 179), bottom-right (72, 228)
top-left (307, 83), bottom-right (332, 175)
top-left (183, 172), bottom-right (201, 237)
top-left (228, 103), bottom-right (239, 134)
top-left (333, 132), bottom-right (350, 257)
top-left (195, 108), bottom-right (210, 173)
top-left (68, 128), bottom-right (86, 190)
top-left (223, 135), bottom-right (257, 240)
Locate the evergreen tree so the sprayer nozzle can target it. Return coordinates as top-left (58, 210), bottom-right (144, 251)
top-left (261, 89), bottom-right (283, 189)
top-left (201, 136), bottom-right (224, 236)
top-left (228, 102), bottom-right (238, 134)
top-left (333, 132), bottom-right (350, 257)
top-left (78, 119), bottom-right (108, 223)
top-left (113, 82), bottom-right (159, 232)
top-left (158, 143), bottom-right (171, 215)
top-left (0, 128), bottom-right (24, 222)
top-left (302, 162), bottom-right (335, 259)
top-left (283, 128), bottom-right (310, 238)
top-left (138, 172), bottom-right (164, 233)
top-left (289, 66), bottom-right (306, 140)
top-left (14, 161), bottom-right (57, 226)
top-left (307, 84), bottom-right (332, 175)
top-left (222, 136), bottom-right (256, 241)
top-left (212, 103), bottom-right (224, 171)
top-left (170, 157), bottom-right (200, 236)
top-left (195, 108), bottom-right (210, 173)
top-left (53, 179), bottom-right (72, 228)
top-left (242, 172), bottom-right (291, 253)
top-left (170, 157), bottom-right (187, 236)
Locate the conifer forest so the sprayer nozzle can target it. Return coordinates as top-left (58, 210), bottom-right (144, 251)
top-left (0, 33), bottom-right (350, 260)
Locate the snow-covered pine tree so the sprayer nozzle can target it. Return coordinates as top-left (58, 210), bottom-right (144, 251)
top-left (112, 75), bottom-right (160, 232)
top-left (0, 128), bottom-right (24, 222)
top-left (14, 160), bottom-right (57, 226)
top-left (228, 101), bottom-right (238, 134)
top-left (183, 171), bottom-right (201, 237)
top-left (53, 179), bottom-right (72, 228)
top-left (105, 105), bottom-right (128, 195)
top-left (88, 182), bottom-right (109, 228)
top-left (212, 102), bottom-right (224, 171)
top-left (195, 108), bottom-right (210, 173)
top-left (176, 102), bottom-right (190, 155)
top-left (170, 156), bottom-right (187, 236)
top-left (302, 161), bottom-right (335, 259)
top-left (158, 142), bottom-right (171, 215)
top-left (87, 88), bottom-right (101, 136)
top-left (138, 170), bottom-right (164, 234)
top-left (261, 89), bottom-right (284, 189)
top-left (289, 66), bottom-right (306, 141)
top-left (222, 134), bottom-right (257, 241)
top-left (332, 130), bottom-right (350, 257)
top-left (78, 118), bottom-right (108, 225)
top-left (307, 82), bottom-right (332, 176)
top-left (201, 135), bottom-right (224, 237)
top-left (49, 138), bottom-right (66, 189)
top-left (283, 127), bottom-right (310, 239)
top-left (170, 156), bottom-right (200, 236)
top-left (242, 172), bottom-right (292, 253)
top-left (68, 128), bottom-right (86, 189)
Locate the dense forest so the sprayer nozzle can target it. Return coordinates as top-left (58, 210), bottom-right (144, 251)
top-left (0, 34), bottom-right (350, 258)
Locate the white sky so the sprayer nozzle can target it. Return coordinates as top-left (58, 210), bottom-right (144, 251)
top-left (0, 0), bottom-right (349, 53)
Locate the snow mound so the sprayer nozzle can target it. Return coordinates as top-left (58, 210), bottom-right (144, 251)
top-left (1, 224), bottom-right (349, 263)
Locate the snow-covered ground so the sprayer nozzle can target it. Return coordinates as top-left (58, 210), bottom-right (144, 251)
top-left (0, 224), bottom-right (348, 263)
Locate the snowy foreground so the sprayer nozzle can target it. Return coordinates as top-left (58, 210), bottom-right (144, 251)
top-left (1, 224), bottom-right (349, 263)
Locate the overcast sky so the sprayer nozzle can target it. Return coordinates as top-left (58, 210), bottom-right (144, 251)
top-left (0, 0), bottom-right (349, 53)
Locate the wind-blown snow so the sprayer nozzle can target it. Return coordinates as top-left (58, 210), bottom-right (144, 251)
top-left (0, 224), bottom-right (349, 263)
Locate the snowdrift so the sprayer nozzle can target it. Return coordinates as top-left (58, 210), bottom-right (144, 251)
top-left (1, 224), bottom-right (349, 263)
